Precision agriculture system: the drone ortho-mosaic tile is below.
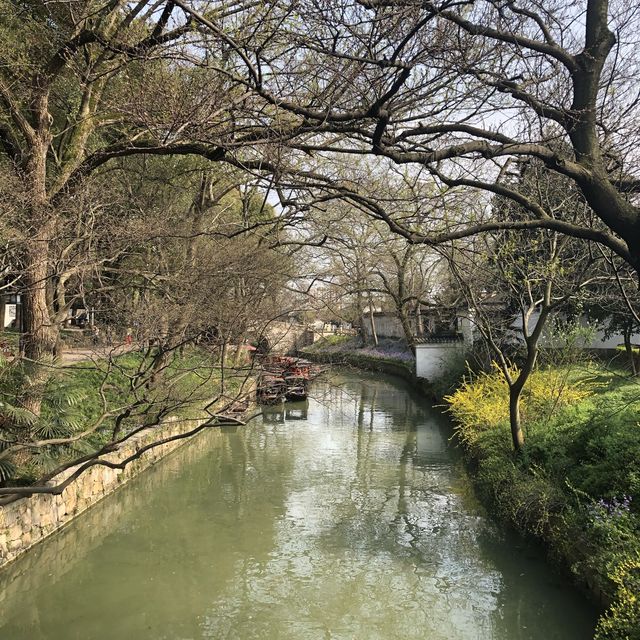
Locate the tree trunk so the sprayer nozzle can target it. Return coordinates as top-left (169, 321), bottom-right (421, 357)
top-left (623, 327), bottom-right (638, 376)
top-left (368, 293), bottom-right (379, 346)
top-left (20, 134), bottom-right (58, 415)
top-left (508, 385), bottom-right (525, 452)
top-left (356, 282), bottom-right (365, 344)
top-left (22, 276), bottom-right (57, 360)
top-left (398, 305), bottom-right (415, 348)
top-left (21, 228), bottom-right (58, 416)
top-left (395, 252), bottom-right (414, 348)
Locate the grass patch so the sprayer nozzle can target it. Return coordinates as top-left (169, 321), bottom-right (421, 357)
top-left (0, 348), bottom-right (245, 484)
top-left (303, 334), bottom-right (357, 352)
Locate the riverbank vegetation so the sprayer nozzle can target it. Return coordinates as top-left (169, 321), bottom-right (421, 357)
top-left (0, 150), bottom-right (297, 496)
top-left (299, 338), bottom-right (416, 392)
top-left (2, 2), bottom-right (640, 636)
top-left (0, 346), bottom-right (252, 492)
top-left (304, 326), bottom-right (640, 636)
top-left (303, 336), bottom-right (415, 368)
top-left (446, 362), bottom-right (640, 639)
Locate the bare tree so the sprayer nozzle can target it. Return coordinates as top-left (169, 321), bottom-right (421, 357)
top-left (0, 157), bottom-right (293, 501)
top-left (444, 219), bottom-right (605, 452)
top-left (201, 0), bottom-right (640, 278)
top-left (0, 0), bottom-right (304, 414)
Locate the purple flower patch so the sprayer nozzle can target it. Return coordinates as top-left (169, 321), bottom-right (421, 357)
top-left (590, 495), bottom-right (632, 523)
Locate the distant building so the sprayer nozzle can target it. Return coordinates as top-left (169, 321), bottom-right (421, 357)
top-left (0, 291), bottom-right (21, 331)
top-left (361, 312), bottom-right (413, 340)
top-left (361, 306), bottom-right (463, 342)
top-left (362, 306), bottom-right (640, 381)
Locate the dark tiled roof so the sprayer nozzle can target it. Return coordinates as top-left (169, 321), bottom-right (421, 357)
top-left (414, 335), bottom-right (464, 345)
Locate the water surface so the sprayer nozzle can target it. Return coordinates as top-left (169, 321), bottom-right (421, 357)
top-left (0, 371), bottom-right (596, 639)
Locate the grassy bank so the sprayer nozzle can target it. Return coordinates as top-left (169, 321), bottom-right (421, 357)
top-left (0, 348), bottom-right (248, 486)
top-left (446, 363), bottom-right (640, 639)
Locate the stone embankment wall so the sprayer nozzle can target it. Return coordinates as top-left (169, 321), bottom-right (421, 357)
top-left (0, 418), bottom-right (216, 569)
top-left (0, 428), bottom-right (222, 608)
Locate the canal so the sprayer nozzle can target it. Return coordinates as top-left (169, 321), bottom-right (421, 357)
top-left (0, 370), bottom-right (596, 639)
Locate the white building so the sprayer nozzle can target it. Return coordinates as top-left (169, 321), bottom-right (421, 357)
top-left (414, 309), bottom-right (639, 381)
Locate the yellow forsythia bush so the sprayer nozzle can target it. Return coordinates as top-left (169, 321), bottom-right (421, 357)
top-left (595, 553), bottom-right (640, 640)
top-left (445, 362), bottom-right (595, 444)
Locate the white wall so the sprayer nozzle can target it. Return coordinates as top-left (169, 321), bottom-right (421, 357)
top-left (2, 303), bottom-right (16, 329)
top-left (362, 314), bottom-right (404, 339)
top-left (415, 342), bottom-right (465, 380)
top-left (523, 312), bottom-right (640, 350)
top-left (460, 310), bottom-right (640, 351)
top-left (571, 317), bottom-right (640, 350)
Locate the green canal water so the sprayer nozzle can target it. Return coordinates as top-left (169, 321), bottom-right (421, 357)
top-left (0, 371), bottom-right (596, 639)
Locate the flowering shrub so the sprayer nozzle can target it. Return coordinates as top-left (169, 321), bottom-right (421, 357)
top-left (444, 362), bottom-right (640, 638)
top-left (444, 362), bottom-right (594, 445)
top-left (306, 336), bottom-right (415, 364)
top-left (358, 341), bottom-right (415, 363)
top-left (587, 495), bottom-right (637, 557)
top-left (595, 552), bottom-right (640, 640)
top-left (591, 496), bottom-right (633, 521)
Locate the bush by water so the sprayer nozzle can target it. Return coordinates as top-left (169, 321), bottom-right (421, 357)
top-left (446, 363), bottom-right (640, 639)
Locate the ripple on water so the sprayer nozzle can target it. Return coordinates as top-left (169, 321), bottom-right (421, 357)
top-left (0, 371), bottom-right (596, 640)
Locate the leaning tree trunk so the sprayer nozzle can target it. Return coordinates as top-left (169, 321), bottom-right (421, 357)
top-left (367, 292), bottom-right (379, 346)
top-left (507, 338), bottom-right (542, 453)
top-left (398, 305), bottom-right (415, 349)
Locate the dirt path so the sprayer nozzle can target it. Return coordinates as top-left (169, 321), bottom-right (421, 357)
top-left (0, 340), bottom-right (139, 364)
top-left (60, 344), bottom-right (139, 364)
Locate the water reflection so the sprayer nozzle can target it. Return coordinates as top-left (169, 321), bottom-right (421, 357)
top-left (0, 371), bottom-right (596, 640)
top-left (261, 400), bottom-right (309, 424)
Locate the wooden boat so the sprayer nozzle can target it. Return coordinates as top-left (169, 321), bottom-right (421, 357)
top-left (283, 373), bottom-right (308, 401)
top-left (257, 373), bottom-right (286, 404)
top-left (257, 357), bottom-right (326, 404)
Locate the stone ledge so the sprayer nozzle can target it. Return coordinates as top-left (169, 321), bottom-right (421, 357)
top-left (0, 417), bottom-right (207, 569)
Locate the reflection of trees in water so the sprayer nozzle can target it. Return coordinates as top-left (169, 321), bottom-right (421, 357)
top-left (347, 371), bottom-right (430, 424)
top-left (475, 528), bottom-right (597, 640)
top-left (355, 381), bottom-right (376, 471)
top-left (317, 373), bottom-right (441, 555)
top-left (348, 375), bottom-right (594, 640)
top-left (215, 419), bottom-right (297, 550)
top-left (309, 375), bottom-right (505, 637)
top-left (0, 372), bottom-right (595, 640)
top-left (311, 369), bottom-right (429, 427)
top-left (0, 431), bottom-right (218, 593)
top-left (392, 428), bottom-right (421, 551)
